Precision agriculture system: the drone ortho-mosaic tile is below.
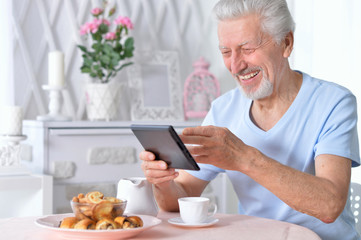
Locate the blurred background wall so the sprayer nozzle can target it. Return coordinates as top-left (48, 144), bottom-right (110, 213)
top-left (1, 0), bottom-right (361, 181)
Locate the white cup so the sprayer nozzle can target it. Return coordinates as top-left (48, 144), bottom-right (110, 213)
top-left (178, 197), bottom-right (217, 224)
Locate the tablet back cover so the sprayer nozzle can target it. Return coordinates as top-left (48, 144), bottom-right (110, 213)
top-left (131, 125), bottom-right (199, 170)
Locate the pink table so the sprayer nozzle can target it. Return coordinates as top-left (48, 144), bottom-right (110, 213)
top-left (0, 211), bottom-right (321, 240)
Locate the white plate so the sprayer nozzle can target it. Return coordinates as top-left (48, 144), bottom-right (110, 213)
top-left (35, 213), bottom-right (161, 240)
top-left (168, 217), bottom-right (219, 228)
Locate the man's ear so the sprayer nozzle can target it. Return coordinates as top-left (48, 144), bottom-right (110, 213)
top-left (283, 31), bottom-right (294, 58)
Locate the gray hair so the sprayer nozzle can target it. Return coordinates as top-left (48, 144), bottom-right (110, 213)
top-left (213, 0), bottom-right (295, 44)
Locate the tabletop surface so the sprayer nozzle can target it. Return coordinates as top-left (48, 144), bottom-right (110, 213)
top-left (0, 211), bottom-right (321, 240)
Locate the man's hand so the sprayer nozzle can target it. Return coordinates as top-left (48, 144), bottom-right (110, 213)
top-left (139, 151), bottom-right (179, 186)
top-left (139, 150), bottom-right (208, 212)
top-left (181, 125), bottom-right (254, 171)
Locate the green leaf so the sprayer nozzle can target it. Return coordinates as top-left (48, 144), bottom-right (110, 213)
top-left (92, 43), bottom-right (102, 52)
top-left (92, 53), bottom-right (99, 61)
top-left (100, 55), bottom-right (111, 65)
top-left (123, 47), bottom-right (134, 58)
top-left (111, 49), bottom-right (119, 57)
top-left (111, 59), bottom-right (118, 67)
top-left (123, 37), bottom-right (135, 58)
top-left (97, 69), bottom-right (104, 77)
top-left (103, 44), bottom-right (113, 55)
top-left (124, 37), bottom-right (134, 48)
top-left (84, 57), bottom-right (93, 67)
top-left (80, 66), bottom-right (92, 73)
top-left (114, 42), bottom-right (122, 53)
top-left (77, 45), bottom-right (88, 53)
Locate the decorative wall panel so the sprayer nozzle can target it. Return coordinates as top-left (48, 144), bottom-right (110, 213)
top-left (12, 0), bottom-right (228, 120)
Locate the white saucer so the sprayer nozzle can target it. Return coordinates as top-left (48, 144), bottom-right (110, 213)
top-left (168, 217), bottom-right (219, 228)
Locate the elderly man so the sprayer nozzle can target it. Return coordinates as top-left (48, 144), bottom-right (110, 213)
top-left (140, 0), bottom-right (360, 239)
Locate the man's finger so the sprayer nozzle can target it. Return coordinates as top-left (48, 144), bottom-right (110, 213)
top-left (179, 135), bottom-right (206, 145)
top-left (139, 151), bottom-right (156, 161)
top-left (182, 126), bottom-right (216, 137)
top-left (142, 159), bottom-right (168, 170)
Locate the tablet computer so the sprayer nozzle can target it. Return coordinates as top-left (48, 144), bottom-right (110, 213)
top-left (130, 124), bottom-right (200, 171)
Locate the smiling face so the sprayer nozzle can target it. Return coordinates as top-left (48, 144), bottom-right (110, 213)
top-left (218, 14), bottom-right (292, 100)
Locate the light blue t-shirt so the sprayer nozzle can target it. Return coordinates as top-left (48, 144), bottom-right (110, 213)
top-left (187, 72), bottom-right (360, 240)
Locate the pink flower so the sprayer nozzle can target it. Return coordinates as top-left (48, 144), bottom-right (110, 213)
top-left (90, 19), bottom-right (103, 33)
top-left (91, 8), bottom-right (103, 16)
top-left (79, 18), bottom-right (113, 35)
top-left (79, 19), bottom-right (100, 35)
top-left (105, 32), bottom-right (117, 40)
top-left (93, 18), bottom-right (102, 26)
top-left (80, 25), bottom-right (88, 35)
top-left (80, 22), bottom-right (93, 35)
top-left (114, 16), bottom-right (133, 29)
top-left (102, 19), bottom-right (110, 26)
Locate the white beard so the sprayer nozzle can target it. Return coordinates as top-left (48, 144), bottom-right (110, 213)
top-left (237, 76), bottom-right (273, 100)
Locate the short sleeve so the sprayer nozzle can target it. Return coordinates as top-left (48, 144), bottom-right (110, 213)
top-left (314, 93), bottom-right (360, 167)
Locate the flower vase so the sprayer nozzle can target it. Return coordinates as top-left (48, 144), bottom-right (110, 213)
top-left (85, 82), bottom-right (121, 121)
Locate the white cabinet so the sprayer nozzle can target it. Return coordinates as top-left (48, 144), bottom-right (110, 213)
top-left (0, 174), bottom-right (53, 218)
top-left (22, 120), bottom-right (238, 214)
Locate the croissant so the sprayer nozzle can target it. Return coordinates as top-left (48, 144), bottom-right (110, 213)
top-left (125, 216), bottom-right (143, 228)
top-left (95, 218), bottom-right (118, 230)
top-left (59, 217), bottom-right (78, 229)
top-left (114, 216), bottom-right (127, 227)
top-left (114, 216), bottom-right (143, 229)
top-left (73, 218), bottom-right (96, 230)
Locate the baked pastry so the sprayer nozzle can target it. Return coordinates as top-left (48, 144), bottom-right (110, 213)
top-left (95, 218), bottom-right (118, 230)
top-left (59, 217), bottom-right (78, 228)
top-left (124, 216), bottom-right (143, 228)
top-left (86, 191), bottom-right (104, 203)
top-left (114, 216), bottom-right (143, 229)
top-left (92, 201), bottom-right (114, 221)
top-left (73, 218), bottom-right (96, 230)
top-left (72, 203), bottom-right (93, 220)
top-left (61, 191), bottom-right (142, 230)
top-left (114, 216), bottom-right (127, 227)
top-left (104, 196), bottom-right (120, 203)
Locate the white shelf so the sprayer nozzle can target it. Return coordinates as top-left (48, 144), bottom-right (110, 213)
top-left (23, 120), bottom-right (202, 129)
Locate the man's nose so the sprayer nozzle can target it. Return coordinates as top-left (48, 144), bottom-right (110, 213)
top-left (230, 52), bottom-right (247, 75)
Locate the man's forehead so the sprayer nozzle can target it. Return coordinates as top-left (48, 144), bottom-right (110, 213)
top-left (218, 20), bottom-right (268, 46)
top-left (219, 38), bottom-right (261, 49)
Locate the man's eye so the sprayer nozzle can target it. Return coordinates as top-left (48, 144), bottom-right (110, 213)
top-left (221, 51), bottom-right (231, 56)
top-left (242, 48), bottom-right (256, 55)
